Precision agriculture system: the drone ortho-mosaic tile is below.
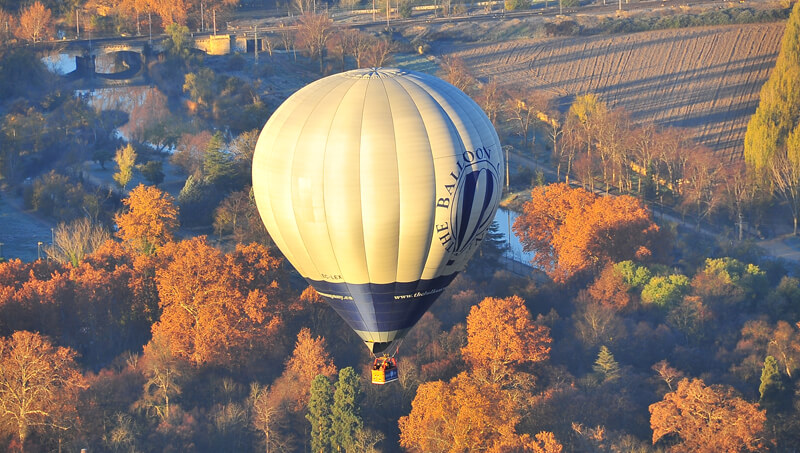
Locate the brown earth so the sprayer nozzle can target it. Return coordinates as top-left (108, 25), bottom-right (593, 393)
top-left (434, 22), bottom-right (785, 162)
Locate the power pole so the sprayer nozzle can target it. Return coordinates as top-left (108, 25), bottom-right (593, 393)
top-left (254, 25), bottom-right (258, 64)
top-left (76, 9), bottom-right (80, 39)
top-left (213, 9), bottom-right (216, 35)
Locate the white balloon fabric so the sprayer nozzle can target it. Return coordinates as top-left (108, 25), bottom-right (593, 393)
top-left (253, 68), bottom-right (503, 354)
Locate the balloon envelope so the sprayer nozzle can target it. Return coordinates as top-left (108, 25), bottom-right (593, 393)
top-left (252, 68), bottom-right (503, 353)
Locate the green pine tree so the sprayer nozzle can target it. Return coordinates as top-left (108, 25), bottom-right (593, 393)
top-left (307, 375), bottom-right (334, 453)
top-left (331, 367), bottom-right (363, 452)
top-left (744, 0), bottom-right (800, 174)
top-left (593, 345), bottom-right (621, 382)
top-left (467, 220), bottom-right (509, 280)
top-left (759, 355), bottom-right (788, 413)
top-left (203, 132), bottom-right (237, 189)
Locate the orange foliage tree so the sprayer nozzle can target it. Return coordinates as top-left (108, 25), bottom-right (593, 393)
top-left (151, 238), bottom-right (288, 368)
top-left (115, 184), bottom-right (179, 255)
top-left (514, 183), bottom-right (662, 282)
top-left (461, 295), bottom-right (551, 385)
top-left (398, 372), bottom-right (562, 452)
top-left (15, 1), bottom-right (52, 43)
top-left (649, 378), bottom-right (767, 453)
top-left (0, 331), bottom-right (86, 450)
top-left (269, 328), bottom-right (337, 413)
top-left (586, 263), bottom-right (632, 311)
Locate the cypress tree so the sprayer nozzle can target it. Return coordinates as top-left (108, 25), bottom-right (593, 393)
top-left (331, 367), bottom-right (363, 452)
top-left (593, 345), bottom-right (621, 382)
top-left (307, 375), bottom-right (334, 453)
top-left (744, 0), bottom-right (800, 174)
top-left (759, 355), bottom-right (788, 413)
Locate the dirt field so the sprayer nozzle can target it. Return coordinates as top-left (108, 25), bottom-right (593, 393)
top-left (434, 22), bottom-right (785, 161)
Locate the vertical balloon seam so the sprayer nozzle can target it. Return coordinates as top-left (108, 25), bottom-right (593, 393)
top-left (383, 76), bottom-right (418, 288)
top-left (284, 77), bottom-right (343, 281)
top-left (369, 74), bottom-right (400, 340)
top-left (351, 74), bottom-right (380, 342)
top-left (319, 76), bottom-right (363, 286)
top-left (394, 74), bottom-right (446, 291)
top-left (253, 78), bottom-right (323, 271)
top-left (389, 75), bottom-right (436, 286)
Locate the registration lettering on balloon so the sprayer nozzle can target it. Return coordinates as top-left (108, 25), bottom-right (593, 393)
top-left (436, 145), bottom-right (502, 264)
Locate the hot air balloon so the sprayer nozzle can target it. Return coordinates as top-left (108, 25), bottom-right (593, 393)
top-left (252, 68), bottom-right (503, 383)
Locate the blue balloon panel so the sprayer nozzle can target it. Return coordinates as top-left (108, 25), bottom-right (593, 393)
top-left (308, 274), bottom-right (457, 348)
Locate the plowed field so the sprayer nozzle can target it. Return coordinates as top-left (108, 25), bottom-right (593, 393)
top-left (436, 22), bottom-right (785, 161)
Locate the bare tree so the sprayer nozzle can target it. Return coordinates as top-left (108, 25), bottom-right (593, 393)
top-left (278, 23), bottom-right (296, 61)
top-left (719, 163), bottom-right (756, 240)
top-left (771, 152), bottom-right (800, 235)
top-left (681, 148), bottom-right (722, 230)
top-left (362, 36), bottom-right (394, 67)
top-left (476, 78), bottom-right (504, 128)
top-left (249, 383), bottom-right (292, 453)
top-left (295, 13), bottom-right (335, 72)
top-left (504, 86), bottom-right (551, 153)
top-left (595, 107), bottom-right (630, 193)
top-left (439, 56), bottom-right (476, 94)
top-left (45, 218), bottom-right (110, 267)
top-left (0, 331), bottom-right (86, 452)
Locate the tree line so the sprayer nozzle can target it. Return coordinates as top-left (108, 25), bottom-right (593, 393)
top-left (3, 181), bottom-right (800, 451)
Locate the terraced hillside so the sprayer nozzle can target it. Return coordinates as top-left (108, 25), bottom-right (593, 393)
top-left (436, 22), bottom-right (785, 161)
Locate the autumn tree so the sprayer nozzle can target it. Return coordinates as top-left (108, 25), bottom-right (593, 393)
top-left (649, 378), bottom-right (767, 453)
top-left (114, 184), bottom-right (178, 254)
top-left (15, 1), bottom-right (52, 43)
top-left (0, 331), bottom-right (86, 451)
top-left (152, 239), bottom-right (288, 368)
top-left (45, 218), bottom-right (110, 267)
top-left (514, 183), bottom-right (662, 282)
top-left (399, 372), bottom-right (560, 452)
top-left (295, 13), bottom-right (335, 72)
top-left (586, 263), bottom-right (632, 311)
top-left (113, 144), bottom-right (138, 190)
top-left (271, 328), bottom-right (337, 413)
top-left (307, 375), bottom-right (334, 453)
top-left (461, 295), bottom-right (551, 385)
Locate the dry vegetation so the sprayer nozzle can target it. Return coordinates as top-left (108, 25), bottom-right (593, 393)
top-left (436, 22), bottom-right (785, 161)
